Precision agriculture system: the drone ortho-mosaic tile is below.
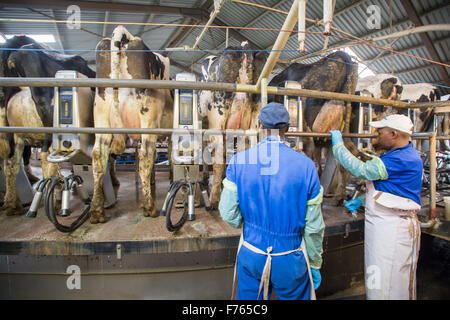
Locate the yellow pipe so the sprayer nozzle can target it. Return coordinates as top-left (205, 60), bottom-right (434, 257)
top-left (256, 0), bottom-right (299, 89)
top-left (429, 133), bottom-right (437, 220)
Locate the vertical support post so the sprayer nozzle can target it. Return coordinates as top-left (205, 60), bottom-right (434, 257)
top-left (225, 27), bottom-right (229, 48)
top-left (429, 132), bottom-right (436, 220)
top-left (261, 78), bottom-right (268, 107)
top-left (298, 0), bottom-right (307, 52)
top-left (256, 0), bottom-right (299, 89)
top-left (323, 0), bottom-right (333, 34)
top-left (322, 0), bottom-right (335, 51)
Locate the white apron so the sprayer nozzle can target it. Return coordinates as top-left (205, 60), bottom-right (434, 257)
top-left (231, 233), bottom-right (316, 300)
top-left (364, 181), bottom-right (421, 300)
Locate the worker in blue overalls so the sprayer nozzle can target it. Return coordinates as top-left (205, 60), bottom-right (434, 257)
top-left (330, 114), bottom-right (423, 299)
top-left (219, 102), bottom-right (325, 300)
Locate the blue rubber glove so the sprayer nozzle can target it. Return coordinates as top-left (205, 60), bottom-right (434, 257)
top-left (345, 198), bottom-right (363, 212)
top-left (330, 130), bottom-right (343, 146)
top-left (311, 268), bottom-right (321, 290)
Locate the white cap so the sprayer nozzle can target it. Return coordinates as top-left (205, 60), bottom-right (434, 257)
top-left (369, 114), bottom-right (414, 135)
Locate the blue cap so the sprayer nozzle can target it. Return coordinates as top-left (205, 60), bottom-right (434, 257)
top-left (258, 102), bottom-right (290, 129)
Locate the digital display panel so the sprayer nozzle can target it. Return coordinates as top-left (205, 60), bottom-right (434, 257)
top-left (179, 90), bottom-right (193, 125)
top-left (59, 94), bottom-right (73, 124)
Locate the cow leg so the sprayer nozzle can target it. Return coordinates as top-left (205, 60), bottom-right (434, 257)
top-left (1, 135), bottom-right (25, 215)
top-left (0, 107), bottom-right (10, 159)
top-left (109, 154), bottom-right (120, 187)
top-left (40, 149), bottom-right (60, 179)
top-left (23, 146), bottom-right (39, 184)
top-left (90, 134), bottom-right (113, 224)
top-left (209, 134), bottom-right (225, 209)
top-left (139, 135), bottom-right (158, 217)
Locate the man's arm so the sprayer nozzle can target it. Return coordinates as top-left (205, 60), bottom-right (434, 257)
top-left (330, 130), bottom-right (388, 181)
top-left (218, 178), bottom-right (243, 229)
top-left (304, 186), bottom-right (325, 269)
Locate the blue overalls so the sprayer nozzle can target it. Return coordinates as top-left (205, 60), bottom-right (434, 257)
top-left (225, 136), bottom-right (322, 300)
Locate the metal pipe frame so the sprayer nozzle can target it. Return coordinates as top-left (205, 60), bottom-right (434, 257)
top-left (0, 75), bottom-right (445, 220)
top-left (429, 133), bottom-right (437, 220)
top-left (0, 126), bottom-right (445, 140)
top-left (1, 77), bottom-right (449, 110)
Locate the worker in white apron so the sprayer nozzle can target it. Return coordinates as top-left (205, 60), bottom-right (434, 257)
top-left (219, 102), bottom-right (325, 300)
top-left (330, 114), bottom-right (423, 300)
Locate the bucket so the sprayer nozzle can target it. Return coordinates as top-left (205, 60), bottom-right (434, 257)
top-left (444, 196), bottom-right (450, 221)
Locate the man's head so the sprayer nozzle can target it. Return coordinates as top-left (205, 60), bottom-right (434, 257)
top-left (258, 102), bottom-right (290, 137)
top-left (369, 114), bottom-right (413, 150)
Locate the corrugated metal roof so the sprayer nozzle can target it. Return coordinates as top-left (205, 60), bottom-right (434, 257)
top-left (0, 0), bottom-right (448, 94)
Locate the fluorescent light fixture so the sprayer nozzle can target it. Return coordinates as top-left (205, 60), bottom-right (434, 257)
top-left (0, 34), bottom-right (56, 43)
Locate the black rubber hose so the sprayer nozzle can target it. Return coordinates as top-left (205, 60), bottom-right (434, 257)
top-left (44, 175), bottom-right (90, 233)
top-left (164, 180), bottom-right (189, 232)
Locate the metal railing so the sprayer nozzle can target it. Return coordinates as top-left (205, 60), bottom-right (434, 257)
top-left (0, 76), bottom-right (448, 221)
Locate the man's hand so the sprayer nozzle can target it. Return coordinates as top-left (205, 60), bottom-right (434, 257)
top-left (345, 198), bottom-right (363, 212)
top-left (311, 268), bottom-right (321, 290)
top-left (330, 130), bottom-right (343, 146)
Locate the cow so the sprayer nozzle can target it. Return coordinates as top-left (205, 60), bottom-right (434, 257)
top-left (0, 36), bottom-right (96, 216)
top-left (0, 36), bottom-right (42, 184)
top-left (354, 73), bottom-right (404, 125)
top-left (90, 25), bottom-right (173, 223)
top-left (198, 42), bottom-right (268, 209)
top-left (267, 51), bottom-right (358, 202)
top-left (400, 83), bottom-right (445, 152)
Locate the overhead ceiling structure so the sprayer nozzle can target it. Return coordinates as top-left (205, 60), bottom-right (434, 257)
top-left (0, 0), bottom-right (448, 95)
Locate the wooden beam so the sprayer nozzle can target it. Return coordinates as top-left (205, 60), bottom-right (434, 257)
top-left (399, 0), bottom-right (449, 84)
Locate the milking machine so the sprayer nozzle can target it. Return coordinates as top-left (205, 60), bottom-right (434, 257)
top-left (356, 103), bottom-right (373, 151)
top-left (26, 70), bottom-right (115, 232)
top-left (160, 73), bottom-right (211, 232)
top-left (283, 81), bottom-right (303, 151)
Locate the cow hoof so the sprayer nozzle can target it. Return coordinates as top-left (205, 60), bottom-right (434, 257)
top-left (143, 206), bottom-right (158, 218)
top-left (89, 209), bottom-right (106, 224)
top-left (1, 206), bottom-right (24, 216)
top-left (209, 200), bottom-right (219, 211)
top-left (90, 215), bottom-right (107, 224)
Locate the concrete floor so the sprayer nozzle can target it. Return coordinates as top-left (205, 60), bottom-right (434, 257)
top-left (0, 161), bottom-right (448, 299)
top-left (0, 162), bottom-right (242, 243)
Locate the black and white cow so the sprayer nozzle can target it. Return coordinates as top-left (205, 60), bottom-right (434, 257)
top-left (268, 51), bottom-right (358, 154)
top-left (267, 51), bottom-right (359, 202)
top-left (90, 25), bottom-right (173, 223)
top-left (198, 42), bottom-right (268, 208)
top-left (0, 36), bottom-right (95, 215)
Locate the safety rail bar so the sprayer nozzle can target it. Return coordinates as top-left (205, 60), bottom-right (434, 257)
top-left (0, 126), bottom-right (448, 140)
top-left (0, 126), bottom-right (446, 222)
top-left (0, 77), bottom-right (449, 110)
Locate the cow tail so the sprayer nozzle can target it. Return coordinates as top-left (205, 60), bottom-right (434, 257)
top-left (340, 54), bottom-right (358, 135)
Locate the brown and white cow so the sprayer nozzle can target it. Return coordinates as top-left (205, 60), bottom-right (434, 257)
top-left (90, 26), bottom-right (173, 223)
top-left (198, 43), bottom-right (268, 208)
top-left (0, 36), bottom-right (95, 216)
